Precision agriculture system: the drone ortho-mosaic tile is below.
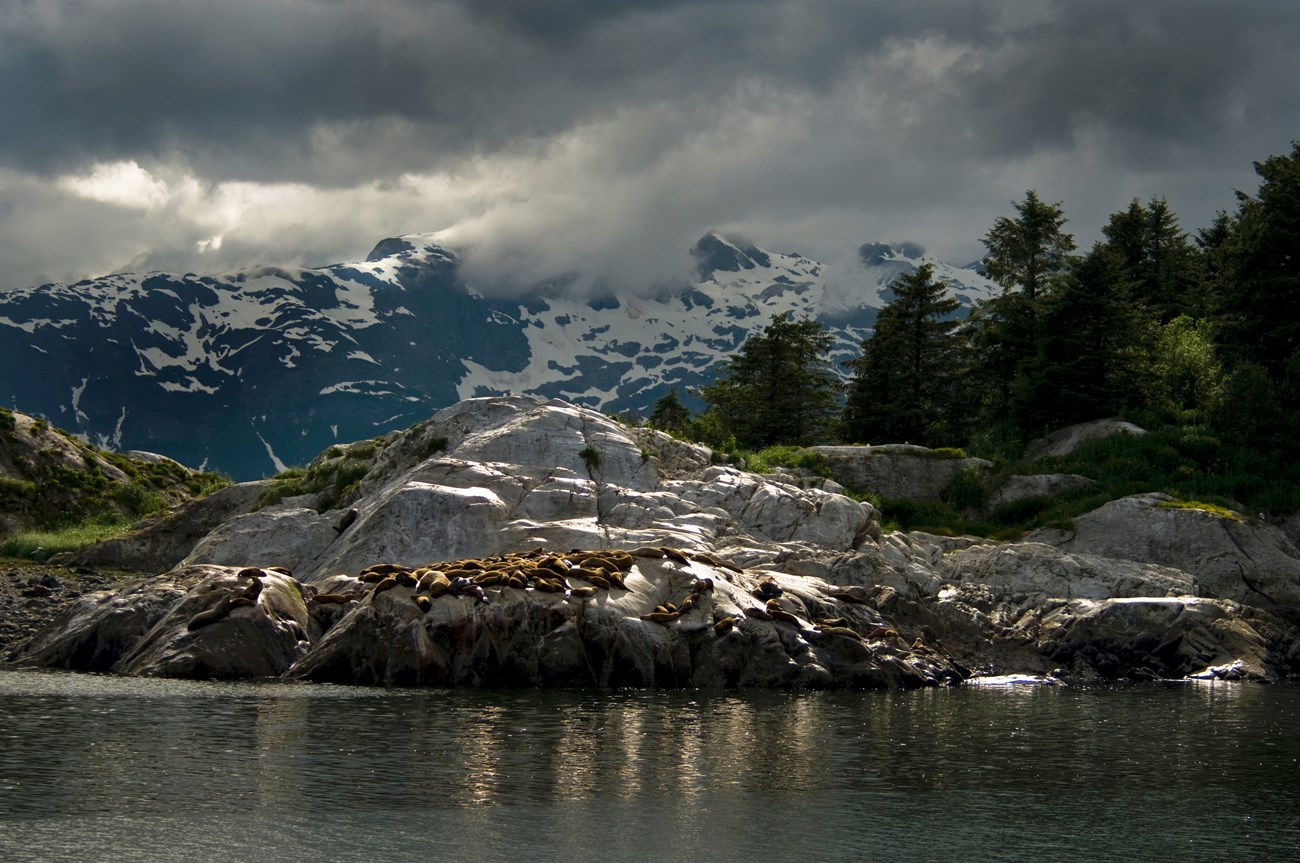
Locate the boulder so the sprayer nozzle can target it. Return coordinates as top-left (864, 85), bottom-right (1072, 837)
top-left (986, 473), bottom-right (1095, 512)
top-left (1030, 493), bottom-right (1300, 621)
top-left (288, 554), bottom-right (957, 689)
top-left (1024, 418), bottom-right (1147, 461)
top-left (810, 444), bottom-right (993, 501)
top-left (183, 398), bottom-right (877, 582)
top-left (58, 481), bottom-right (272, 573)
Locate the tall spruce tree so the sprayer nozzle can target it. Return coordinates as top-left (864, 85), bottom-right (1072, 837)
top-left (1025, 244), bottom-right (1154, 431)
top-left (844, 263), bottom-right (962, 445)
top-left (967, 190), bottom-right (1076, 430)
top-left (1216, 142), bottom-right (1300, 382)
top-left (1100, 197), bottom-right (1203, 321)
top-left (699, 313), bottom-right (842, 448)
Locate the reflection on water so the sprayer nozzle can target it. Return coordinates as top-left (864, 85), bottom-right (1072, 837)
top-left (1, 671), bottom-right (1298, 862)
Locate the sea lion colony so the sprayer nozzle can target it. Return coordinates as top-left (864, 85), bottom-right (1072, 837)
top-left (181, 547), bottom-right (891, 646)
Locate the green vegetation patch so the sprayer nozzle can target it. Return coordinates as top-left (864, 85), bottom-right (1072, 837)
top-left (1154, 499), bottom-right (1242, 520)
top-left (0, 514), bottom-right (133, 561)
top-left (740, 445), bottom-right (830, 476)
top-left (256, 448), bottom-right (378, 513)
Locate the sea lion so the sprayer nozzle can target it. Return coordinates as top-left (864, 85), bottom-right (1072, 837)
top-left (568, 585), bottom-right (597, 599)
top-left (744, 607), bottom-right (773, 621)
top-left (689, 551), bottom-right (744, 573)
top-left (240, 578), bottom-right (264, 601)
top-left (372, 576), bottom-right (399, 594)
top-left (692, 577), bottom-right (714, 595)
top-left (570, 569), bottom-right (610, 589)
top-left (361, 563), bottom-right (408, 578)
top-left (641, 611), bottom-right (680, 624)
top-left (631, 546), bottom-right (665, 559)
top-left (186, 596), bottom-right (232, 631)
top-left (767, 606), bottom-right (801, 625)
top-left (713, 616), bottom-right (737, 635)
top-left (228, 596), bottom-right (257, 610)
top-left (413, 595), bottom-right (432, 612)
top-left (264, 566), bottom-right (293, 576)
top-left (604, 552), bottom-right (634, 571)
top-left (817, 625), bottom-right (864, 642)
top-left (827, 586), bottom-right (870, 604)
top-left (815, 616), bottom-right (850, 629)
top-left (311, 593), bottom-right (354, 605)
top-left (677, 596), bottom-right (697, 614)
top-left (754, 580), bottom-right (782, 599)
top-left (660, 547), bottom-right (691, 564)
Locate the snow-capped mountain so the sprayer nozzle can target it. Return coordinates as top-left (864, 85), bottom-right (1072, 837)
top-left (0, 233), bottom-right (997, 479)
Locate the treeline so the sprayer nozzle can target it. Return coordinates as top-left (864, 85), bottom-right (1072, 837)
top-left (650, 142), bottom-right (1300, 512)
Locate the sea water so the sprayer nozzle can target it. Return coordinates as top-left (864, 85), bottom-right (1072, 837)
top-left (1, 670), bottom-right (1297, 862)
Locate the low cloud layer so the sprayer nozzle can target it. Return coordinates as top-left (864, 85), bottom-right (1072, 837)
top-left (1, 0), bottom-right (1297, 291)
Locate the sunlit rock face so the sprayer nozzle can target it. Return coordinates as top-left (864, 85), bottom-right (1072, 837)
top-left (13, 397), bottom-right (1300, 687)
top-left (182, 396), bottom-right (878, 582)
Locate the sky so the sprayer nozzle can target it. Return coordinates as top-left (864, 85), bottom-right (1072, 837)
top-left (1, 0), bottom-right (1298, 294)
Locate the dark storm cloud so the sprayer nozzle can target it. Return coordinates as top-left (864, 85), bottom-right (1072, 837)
top-left (1, 0), bottom-right (1298, 291)
top-left (4, 1), bottom-right (1293, 182)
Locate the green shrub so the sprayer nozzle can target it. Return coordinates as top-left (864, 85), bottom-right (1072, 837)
top-left (0, 409), bottom-right (15, 432)
top-left (741, 445), bottom-right (830, 476)
top-left (942, 466), bottom-right (987, 512)
top-left (927, 446), bottom-right (970, 460)
top-left (579, 446), bottom-right (602, 470)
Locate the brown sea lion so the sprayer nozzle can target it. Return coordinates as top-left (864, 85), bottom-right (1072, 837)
top-left (186, 596), bottom-right (232, 631)
top-left (311, 593), bottom-right (354, 605)
top-left (641, 611), bottom-right (680, 624)
top-left (713, 616), bottom-right (737, 635)
top-left (413, 595), bottom-right (433, 612)
top-left (744, 607), bottom-right (773, 621)
top-left (817, 625), bottom-right (864, 642)
top-left (660, 547), bottom-right (691, 564)
top-left (361, 563), bottom-right (408, 578)
top-left (827, 587), bottom-right (870, 604)
top-left (372, 576), bottom-right (399, 594)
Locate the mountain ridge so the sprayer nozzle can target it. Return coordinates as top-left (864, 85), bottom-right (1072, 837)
top-left (0, 232), bottom-right (998, 479)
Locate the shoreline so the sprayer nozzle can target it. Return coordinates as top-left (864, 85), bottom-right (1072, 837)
top-left (0, 560), bottom-right (147, 659)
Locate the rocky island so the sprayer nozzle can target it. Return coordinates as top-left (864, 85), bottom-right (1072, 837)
top-left (7, 396), bottom-right (1300, 686)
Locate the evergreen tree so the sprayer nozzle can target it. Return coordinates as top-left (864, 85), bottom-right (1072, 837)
top-left (966, 191), bottom-right (1076, 430)
top-left (1100, 197), bottom-right (1204, 321)
top-left (1025, 245), bottom-right (1155, 431)
top-left (844, 263), bottom-right (962, 445)
top-left (982, 190), bottom-right (1077, 306)
top-left (699, 313), bottom-right (842, 448)
top-left (648, 388), bottom-right (692, 435)
top-left (1216, 142), bottom-right (1300, 381)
